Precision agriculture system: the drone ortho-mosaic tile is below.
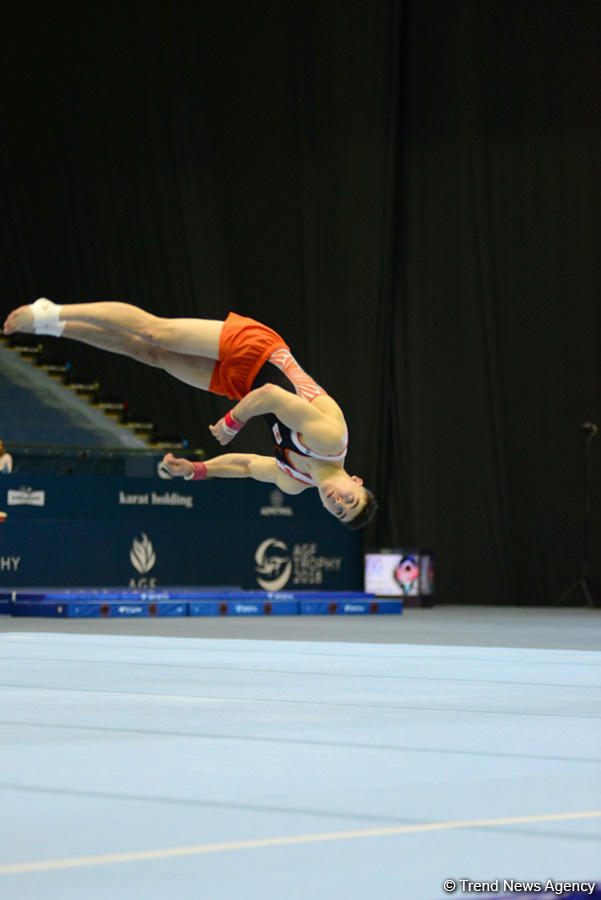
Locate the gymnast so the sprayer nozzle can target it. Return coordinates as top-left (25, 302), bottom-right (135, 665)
top-left (4, 299), bottom-right (377, 528)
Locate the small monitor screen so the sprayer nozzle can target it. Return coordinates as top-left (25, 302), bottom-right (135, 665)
top-left (364, 550), bottom-right (434, 597)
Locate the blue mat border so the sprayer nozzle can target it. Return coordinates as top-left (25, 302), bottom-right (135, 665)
top-left (0, 589), bottom-right (402, 617)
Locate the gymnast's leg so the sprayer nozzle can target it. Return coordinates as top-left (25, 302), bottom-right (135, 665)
top-left (60, 321), bottom-right (215, 390)
top-left (3, 299), bottom-right (224, 360)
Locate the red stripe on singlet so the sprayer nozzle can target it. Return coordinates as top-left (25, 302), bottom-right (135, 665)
top-left (268, 348), bottom-right (326, 401)
top-left (275, 450), bottom-right (317, 486)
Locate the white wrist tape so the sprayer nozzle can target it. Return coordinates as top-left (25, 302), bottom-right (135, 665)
top-left (31, 298), bottom-right (66, 337)
top-left (222, 410), bottom-right (244, 437)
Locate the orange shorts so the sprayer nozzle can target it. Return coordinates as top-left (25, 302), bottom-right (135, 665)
top-left (209, 312), bottom-right (289, 400)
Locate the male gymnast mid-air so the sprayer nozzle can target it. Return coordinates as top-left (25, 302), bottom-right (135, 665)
top-left (4, 298), bottom-right (377, 529)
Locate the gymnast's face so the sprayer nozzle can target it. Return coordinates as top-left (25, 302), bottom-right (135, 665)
top-left (318, 473), bottom-right (366, 523)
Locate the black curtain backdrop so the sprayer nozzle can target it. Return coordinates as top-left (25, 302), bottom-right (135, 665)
top-left (2, 1), bottom-right (599, 605)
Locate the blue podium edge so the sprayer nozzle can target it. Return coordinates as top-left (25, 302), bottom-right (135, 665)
top-left (10, 601), bottom-right (188, 618)
top-left (3, 590), bottom-right (403, 617)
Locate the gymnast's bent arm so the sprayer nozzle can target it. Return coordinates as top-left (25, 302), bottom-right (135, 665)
top-left (210, 383), bottom-right (344, 451)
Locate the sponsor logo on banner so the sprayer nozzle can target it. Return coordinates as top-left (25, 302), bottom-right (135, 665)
top-left (255, 538), bottom-right (292, 591)
top-left (7, 488), bottom-right (46, 507)
top-left (129, 533), bottom-right (158, 588)
top-left (118, 490), bottom-right (193, 509)
top-left (130, 533), bottom-right (156, 574)
top-left (0, 556), bottom-right (21, 572)
top-left (259, 489), bottom-right (293, 517)
top-left (254, 538), bottom-right (343, 589)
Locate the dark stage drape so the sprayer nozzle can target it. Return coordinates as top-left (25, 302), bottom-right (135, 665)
top-left (2, 1), bottom-right (599, 604)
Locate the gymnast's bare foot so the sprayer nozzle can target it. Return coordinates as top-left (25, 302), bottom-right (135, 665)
top-left (3, 304), bottom-right (35, 334)
top-left (3, 298), bottom-right (65, 337)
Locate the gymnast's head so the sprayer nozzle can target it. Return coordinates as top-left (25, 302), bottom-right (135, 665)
top-left (317, 472), bottom-right (378, 529)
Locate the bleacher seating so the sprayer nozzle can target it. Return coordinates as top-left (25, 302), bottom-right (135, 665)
top-left (0, 337), bottom-right (148, 449)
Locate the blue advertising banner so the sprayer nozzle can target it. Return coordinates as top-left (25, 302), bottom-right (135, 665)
top-left (0, 474), bottom-right (363, 590)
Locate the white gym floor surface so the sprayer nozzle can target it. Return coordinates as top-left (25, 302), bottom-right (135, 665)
top-left (0, 606), bottom-right (599, 900)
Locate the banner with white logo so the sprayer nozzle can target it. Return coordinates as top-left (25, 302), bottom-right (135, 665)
top-left (7, 488), bottom-right (46, 507)
top-left (1, 475), bottom-right (361, 589)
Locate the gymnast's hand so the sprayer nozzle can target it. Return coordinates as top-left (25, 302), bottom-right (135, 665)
top-left (159, 452), bottom-right (193, 478)
top-left (209, 410), bottom-right (245, 446)
top-left (209, 418), bottom-right (235, 446)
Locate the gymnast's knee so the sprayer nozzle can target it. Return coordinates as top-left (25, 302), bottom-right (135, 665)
top-left (128, 338), bottom-right (165, 367)
top-left (138, 316), bottom-right (173, 347)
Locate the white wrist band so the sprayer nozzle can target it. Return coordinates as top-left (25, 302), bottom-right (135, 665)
top-left (31, 298), bottom-right (66, 337)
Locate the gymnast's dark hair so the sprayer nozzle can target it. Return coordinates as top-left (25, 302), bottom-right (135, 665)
top-left (346, 488), bottom-right (378, 531)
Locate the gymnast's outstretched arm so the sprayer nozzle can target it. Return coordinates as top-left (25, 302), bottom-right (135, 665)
top-left (160, 452), bottom-right (308, 494)
top-left (161, 452), bottom-right (279, 483)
